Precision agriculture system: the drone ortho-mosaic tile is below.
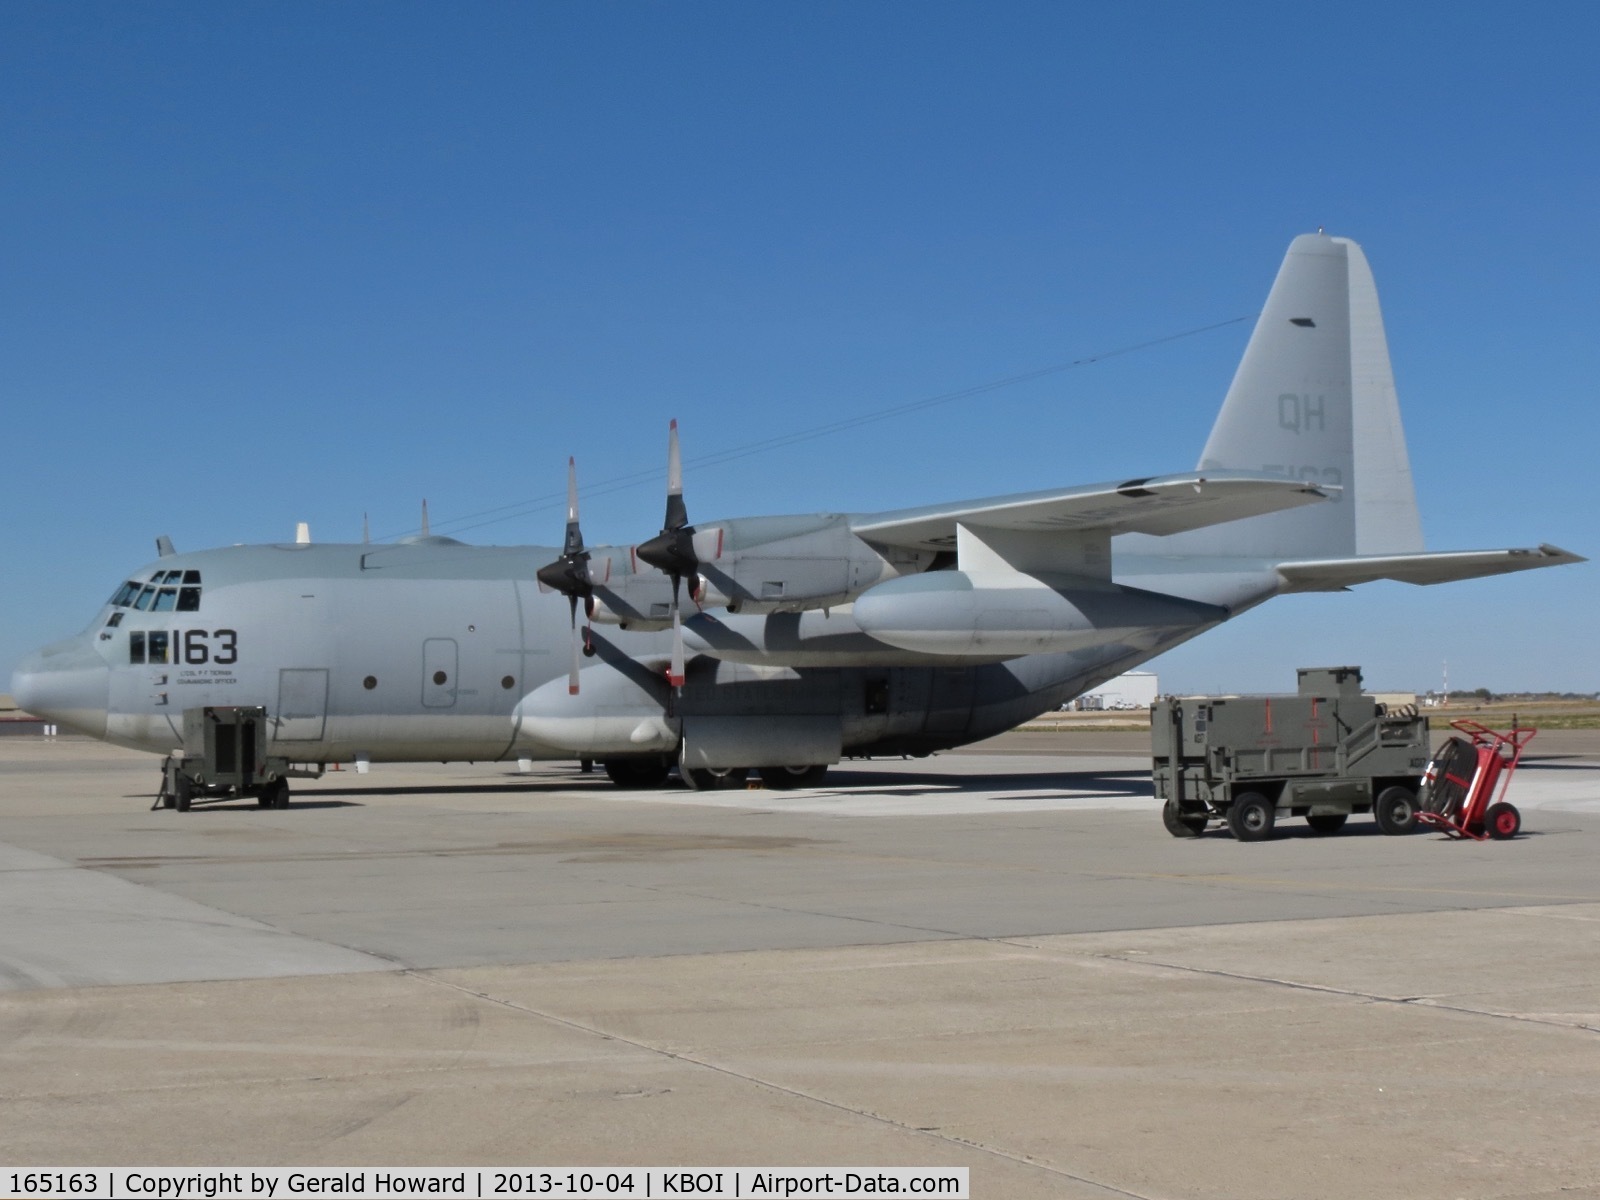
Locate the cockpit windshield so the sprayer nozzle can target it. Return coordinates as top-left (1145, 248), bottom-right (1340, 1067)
top-left (108, 571), bottom-right (203, 614)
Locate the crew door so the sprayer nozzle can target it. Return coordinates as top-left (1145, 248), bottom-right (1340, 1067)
top-left (276, 668), bottom-right (329, 741)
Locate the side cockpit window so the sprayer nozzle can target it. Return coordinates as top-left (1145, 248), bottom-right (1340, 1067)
top-left (109, 581), bottom-right (140, 607)
top-left (177, 587), bottom-right (201, 612)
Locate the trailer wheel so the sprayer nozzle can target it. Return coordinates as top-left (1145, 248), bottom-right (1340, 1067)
top-left (173, 774), bottom-right (193, 812)
top-left (1228, 792), bottom-right (1275, 842)
top-left (1485, 802), bottom-right (1521, 840)
top-left (1162, 799), bottom-right (1207, 838)
top-left (1374, 786), bottom-right (1418, 836)
top-left (1305, 813), bottom-right (1347, 835)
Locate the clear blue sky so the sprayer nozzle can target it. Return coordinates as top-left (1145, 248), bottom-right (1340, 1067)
top-left (4, 1), bottom-right (1595, 694)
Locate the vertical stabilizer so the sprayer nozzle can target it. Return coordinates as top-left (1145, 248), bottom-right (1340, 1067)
top-left (1163, 233), bottom-right (1423, 560)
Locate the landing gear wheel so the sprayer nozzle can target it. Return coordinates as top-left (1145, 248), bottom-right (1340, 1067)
top-left (1485, 801), bottom-right (1521, 840)
top-left (681, 766), bottom-right (749, 791)
top-left (1161, 798), bottom-right (1207, 838)
top-left (1305, 813), bottom-right (1348, 835)
top-left (1374, 786), bottom-right (1418, 836)
top-left (603, 757), bottom-right (672, 789)
top-left (1227, 792), bottom-right (1275, 842)
top-left (758, 764), bottom-right (829, 790)
top-left (173, 774), bottom-right (193, 812)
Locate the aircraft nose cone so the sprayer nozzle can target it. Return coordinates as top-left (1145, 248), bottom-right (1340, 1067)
top-left (11, 637), bottom-right (110, 739)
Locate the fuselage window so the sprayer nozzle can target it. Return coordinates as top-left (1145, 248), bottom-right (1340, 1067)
top-left (109, 581), bottom-right (140, 607)
top-left (177, 587), bottom-right (201, 612)
top-left (147, 631), bottom-right (169, 664)
top-left (182, 570), bottom-right (202, 585)
top-left (152, 589), bottom-right (177, 612)
top-left (133, 587), bottom-right (155, 611)
top-left (129, 632), bottom-right (146, 664)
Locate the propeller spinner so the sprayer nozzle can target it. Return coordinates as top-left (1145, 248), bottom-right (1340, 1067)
top-left (534, 458), bottom-right (592, 695)
top-left (634, 419), bottom-right (695, 688)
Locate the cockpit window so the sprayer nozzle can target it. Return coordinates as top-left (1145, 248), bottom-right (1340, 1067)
top-left (129, 632), bottom-right (145, 664)
top-left (161, 570), bottom-right (182, 584)
top-left (147, 631), bottom-right (169, 664)
top-left (132, 586), bottom-right (155, 611)
top-left (177, 587), bottom-right (201, 612)
top-left (109, 581), bottom-right (140, 607)
top-left (152, 588), bottom-right (177, 612)
top-left (182, 570), bottom-right (201, 585)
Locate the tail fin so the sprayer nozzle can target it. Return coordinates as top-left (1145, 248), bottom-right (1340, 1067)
top-left (1172, 233), bottom-right (1423, 560)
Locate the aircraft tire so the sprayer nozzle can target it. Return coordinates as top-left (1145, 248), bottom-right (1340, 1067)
top-left (758, 765), bottom-right (829, 790)
top-left (1227, 792), bottom-right (1275, 842)
top-left (1374, 786), bottom-right (1419, 836)
top-left (1305, 813), bottom-right (1348, 835)
top-left (681, 766), bottom-right (748, 791)
top-left (604, 757), bottom-right (672, 789)
top-left (1485, 801), bottom-right (1521, 840)
top-left (173, 775), bottom-right (193, 813)
top-left (1161, 798), bottom-right (1207, 837)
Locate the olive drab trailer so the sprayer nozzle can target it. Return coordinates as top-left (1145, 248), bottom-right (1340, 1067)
top-left (1152, 667), bottom-right (1430, 841)
top-left (156, 705), bottom-right (317, 811)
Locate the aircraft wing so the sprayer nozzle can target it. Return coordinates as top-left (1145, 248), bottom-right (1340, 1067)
top-left (851, 471), bottom-right (1332, 551)
top-left (1276, 545), bottom-right (1585, 591)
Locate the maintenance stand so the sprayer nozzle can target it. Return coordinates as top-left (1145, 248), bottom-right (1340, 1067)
top-left (1152, 666), bottom-right (1430, 841)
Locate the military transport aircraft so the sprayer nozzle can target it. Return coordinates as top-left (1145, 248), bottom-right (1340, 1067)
top-left (12, 234), bottom-right (1582, 806)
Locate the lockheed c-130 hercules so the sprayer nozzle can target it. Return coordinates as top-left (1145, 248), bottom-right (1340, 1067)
top-left (12, 234), bottom-right (1583, 806)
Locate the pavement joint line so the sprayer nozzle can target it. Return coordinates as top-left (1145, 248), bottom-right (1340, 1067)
top-left (1076, 953), bottom-right (1600, 1036)
top-left (403, 967), bottom-right (1162, 1200)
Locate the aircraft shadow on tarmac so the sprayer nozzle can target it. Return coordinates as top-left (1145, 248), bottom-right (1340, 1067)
top-left (162, 767), bottom-right (1160, 803)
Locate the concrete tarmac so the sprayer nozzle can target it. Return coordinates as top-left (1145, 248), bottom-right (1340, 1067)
top-left (2, 733), bottom-right (1599, 1198)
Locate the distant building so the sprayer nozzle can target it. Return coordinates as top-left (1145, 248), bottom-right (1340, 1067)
top-left (1069, 672), bottom-right (1159, 711)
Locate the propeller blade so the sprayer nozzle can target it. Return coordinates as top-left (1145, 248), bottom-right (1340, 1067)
top-left (669, 579), bottom-right (686, 689)
top-left (561, 456), bottom-right (583, 557)
top-left (663, 418), bottom-right (687, 533)
top-left (568, 595), bottom-right (582, 695)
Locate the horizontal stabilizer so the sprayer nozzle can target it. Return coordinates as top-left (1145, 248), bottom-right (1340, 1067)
top-left (853, 472), bottom-right (1332, 552)
top-left (1277, 544), bottom-right (1585, 592)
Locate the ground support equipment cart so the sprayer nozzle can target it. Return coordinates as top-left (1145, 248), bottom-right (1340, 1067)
top-left (1416, 719), bottom-right (1534, 840)
top-left (1152, 666), bottom-right (1430, 841)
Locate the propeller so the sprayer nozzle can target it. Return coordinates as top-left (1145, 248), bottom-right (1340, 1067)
top-left (534, 458), bottom-right (592, 695)
top-left (634, 419), bottom-right (696, 688)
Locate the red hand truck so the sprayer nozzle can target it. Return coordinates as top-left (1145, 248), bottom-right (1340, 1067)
top-left (1416, 719), bottom-right (1535, 840)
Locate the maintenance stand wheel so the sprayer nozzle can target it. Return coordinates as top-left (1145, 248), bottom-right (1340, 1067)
top-left (258, 778), bottom-right (290, 809)
top-left (173, 774), bottom-right (193, 812)
top-left (1305, 813), bottom-right (1348, 835)
top-left (1161, 798), bottom-right (1207, 838)
top-left (1374, 786), bottom-right (1419, 836)
top-left (759, 764), bottom-right (829, 790)
top-left (1228, 792), bottom-right (1276, 842)
top-left (1485, 801), bottom-right (1521, 840)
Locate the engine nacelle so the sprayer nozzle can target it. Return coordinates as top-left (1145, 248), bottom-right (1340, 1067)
top-left (853, 571), bottom-right (1224, 657)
